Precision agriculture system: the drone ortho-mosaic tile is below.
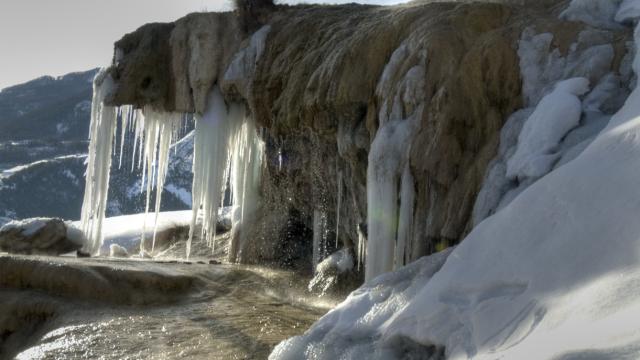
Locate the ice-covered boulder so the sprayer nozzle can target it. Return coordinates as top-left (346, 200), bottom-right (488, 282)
top-left (0, 218), bottom-right (84, 255)
top-left (308, 248), bottom-right (356, 295)
top-left (109, 244), bottom-right (129, 258)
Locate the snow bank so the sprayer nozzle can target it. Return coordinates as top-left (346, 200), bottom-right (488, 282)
top-left (560, 0), bottom-right (623, 29)
top-left (506, 78), bottom-right (589, 180)
top-left (71, 211), bottom-right (191, 256)
top-left (271, 249), bottom-right (452, 359)
top-left (616, 0), bottom-right (640, 23)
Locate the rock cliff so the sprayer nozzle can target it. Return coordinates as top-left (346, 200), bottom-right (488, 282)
top-left (103, 0), bottom-right (631, 271)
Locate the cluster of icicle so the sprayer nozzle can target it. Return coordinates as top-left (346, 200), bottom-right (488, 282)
top-left (120, 106), bottom-right (185, 253)
top-left (188, 87), bottom-right (264, 261)
top-left (81, 78), bottom-right (263, 260)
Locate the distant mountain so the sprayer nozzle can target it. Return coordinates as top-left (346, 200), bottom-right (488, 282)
top-left (0, 70), bottom-right (194, 222)
top-left (0, 70), bottom-right (98, 142)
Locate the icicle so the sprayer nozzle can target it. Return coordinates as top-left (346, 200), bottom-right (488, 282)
top-left (186, 86), bottom-right (264, 260)
top-left (79, 69), bottom-right (118, 255)
top-left (357, 223), bottom-right (366, 270)
top-left (312, 210), bottom-right (328, 274)
top-left (335, 168), bottom-right (342, 248)
top-left (395, 164), bottom-right (414, 268)
top-left (187, 87), bottom-right (236, 258)
top-left (134, 109), bottom-right (184, 254)
top-left (118, 105), bottom-right (132, 169)
top-left (228, 107), bottom-right (264, 263)
top-left (365, 117), bottom-right (416, 281)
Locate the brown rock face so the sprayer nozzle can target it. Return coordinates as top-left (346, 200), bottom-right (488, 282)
top-left (104, 1), bottom-right (622, 269)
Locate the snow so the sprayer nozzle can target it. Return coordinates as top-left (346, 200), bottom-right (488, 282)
top-left (560, 0), bottom-right (623, 29)
top-left (272, 13), bottom-right (640, 360)
top-left (506, 78), bottom-right (589, 181)
top-left (616, 0), bottom-right (640, 23)
top-left (79, 69), bottom-right (118, 255)
top-left (71, 211), bottom-right (192, 256)
top-left (272, 249), bottom-right (453, 359)
top-left (0, 154), bottom-right (87, 180)
top-left (165, 184), bottom-right (192, 207)
top-left (1, 218), bottom-right (49, 237)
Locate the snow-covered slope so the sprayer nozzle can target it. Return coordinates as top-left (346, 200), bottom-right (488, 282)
top-left (271, 3), bottom-right (640, 359)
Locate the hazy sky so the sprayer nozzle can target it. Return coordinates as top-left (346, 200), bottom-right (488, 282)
top-left (0, 0), bottom-right (404, 90)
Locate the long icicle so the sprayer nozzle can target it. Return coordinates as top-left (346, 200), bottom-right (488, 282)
top-left (79, 69), bottom-right (118, 255)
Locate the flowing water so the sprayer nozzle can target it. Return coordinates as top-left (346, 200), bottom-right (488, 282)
top-left (0, 255), bottom-right (335, 360)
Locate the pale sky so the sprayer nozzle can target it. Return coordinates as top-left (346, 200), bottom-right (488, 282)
top-left (0, 0), bottom-right (405, 90)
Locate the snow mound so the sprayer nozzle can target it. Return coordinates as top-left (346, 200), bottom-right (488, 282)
top-left (506, 78), bottom-right (589, 180)
top-left (271, 249), bottom-right (452, 360)
top-left (560, 0), bottom-right (623, 29)
top-left (616, 0), bottom-right (640, 23)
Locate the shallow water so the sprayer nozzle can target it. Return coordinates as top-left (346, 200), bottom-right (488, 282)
top-left (1, 256), bottom-right (336, 359)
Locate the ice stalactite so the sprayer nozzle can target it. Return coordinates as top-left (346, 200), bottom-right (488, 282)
top-left (187, 86), bottom-right (264, 260)
top-left (366, 118), bottom-right (416, 281)
top-left (80, 69), bottom-right (118, 255)
top-left (365, 42), bottom-right (425, 280)
top-left (395, 164), bottom-right (415, 269)
top-left (334, 169), bottom-right (342, 248)
top-left (228, 112), bottom-right (264, 263)
top-left (312, 210), bottom-right (328, 274)
top-left (136, 109), bottom-right (185, 253)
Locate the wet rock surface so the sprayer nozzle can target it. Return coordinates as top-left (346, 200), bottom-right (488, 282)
top-left (0, 255), bottom-right (331, 359)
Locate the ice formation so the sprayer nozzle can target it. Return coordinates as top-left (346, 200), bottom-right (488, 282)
top-left (366, 118), bottom-right (416, 281)
top-left (273, 4), bottom-right (640, 359)
top-left (188, 87), bottom-right (264, 260)
top-left (312, 210), bottom-right (329, 274)
top-left (79, 69), bottom-right (118, 254)
top-left (228, 110), bottom-right (264, 263)
top-left (135, 109), bottom-right (185, 252)
top-left (364, 40), bottom-right (426, 281)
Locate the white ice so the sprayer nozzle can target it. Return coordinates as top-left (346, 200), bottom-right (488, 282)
top-left (79, 69), bottom-right (118, 255)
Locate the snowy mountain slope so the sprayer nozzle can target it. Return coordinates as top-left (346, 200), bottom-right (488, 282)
top-left (271, 2), bottom-right (640, 359)
top-left (0, 69), bottom-right (195, 221)
top-left (0, 131), bottom-right (195, 221)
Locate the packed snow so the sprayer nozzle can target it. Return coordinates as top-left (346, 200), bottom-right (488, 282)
top-left (1, 218), bottom-right (51, 237)
top-left (560, 0), bottom-right (623, 29)
top-left (506, 78), bottom-right (589, 181)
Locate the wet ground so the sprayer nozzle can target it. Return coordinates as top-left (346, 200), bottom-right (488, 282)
top-left (0, 255), bottom-right (337, 359)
